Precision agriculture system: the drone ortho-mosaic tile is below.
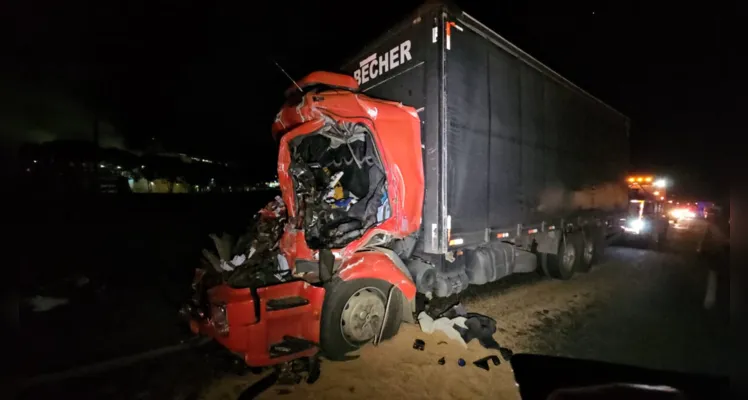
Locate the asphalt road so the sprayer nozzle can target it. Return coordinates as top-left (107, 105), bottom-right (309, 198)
top-left (20, 222), bottom-right (730, 399)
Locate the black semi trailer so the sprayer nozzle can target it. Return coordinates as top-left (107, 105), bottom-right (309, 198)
top-left (341, 2), bottom-right (630, 296)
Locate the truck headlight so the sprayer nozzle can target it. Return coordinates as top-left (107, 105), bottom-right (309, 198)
top-left (629, 219), bottom-right (646, 231)
top-left (211, 304), bottom-right (229, 336)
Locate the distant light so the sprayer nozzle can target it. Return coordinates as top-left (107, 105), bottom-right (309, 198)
top-left (141, 165), bottom-right (146, 169)
top-left (636, 177), bottom-right (643, 182)
top-left (26, 168), bottom-right (31, 172)
top-left (627, 177), bottom-right (635, 183)
top-left (116, 165), bottom-right (122, 170)
top-left (654, 179), bottom-right (667, 188)
top-left (100, 164), bottom-right (105, 168)
top-left (645, 177), bottom-right (653, 183)
top-left (33, 160), bottom-right (38, 164)
top-left (668, 200), bottom-right (673, 204)
top-left (660, 196), bottom-right (665, 200)
top-left (653, 191), bottom-right (660, 196)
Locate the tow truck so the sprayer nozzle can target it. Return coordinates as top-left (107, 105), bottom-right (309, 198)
top-left (621, 175), bottom-right (670, 248)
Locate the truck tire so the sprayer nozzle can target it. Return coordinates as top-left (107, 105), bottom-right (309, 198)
top-left (577, 226), bottom-right (604, 273)
top-left (319, 278), bottom-right (402, 361)
top-left (544, 232), bottom-right (583, 280)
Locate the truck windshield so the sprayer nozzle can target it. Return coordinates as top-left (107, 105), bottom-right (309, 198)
top-left (287, 122), bottom-right (389, 249)
top-left (628, 201), bottom-right (655, 217)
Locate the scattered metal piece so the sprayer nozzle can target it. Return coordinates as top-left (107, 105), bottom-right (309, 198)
top-left (499, 347), bottom-right (514, 361)
top-left (413, 339), bottom-right (425, 351)
top-left (458, 358), bottom-right (466, 367)
top-left (473, 358), bottom-right (490, 371)
top-left (473, 355), bottom-right (501, 371)
top-left (438, 357), bottom-right (446, 365)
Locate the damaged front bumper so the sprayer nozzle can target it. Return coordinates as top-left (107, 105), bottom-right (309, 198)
top-left (185, 280), bottom-right (325, 367)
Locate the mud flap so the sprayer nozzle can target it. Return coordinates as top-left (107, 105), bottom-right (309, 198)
top-left (535, 231), bottom-right (561, 255)
top-left (401, 293), bottom-right (416, 324)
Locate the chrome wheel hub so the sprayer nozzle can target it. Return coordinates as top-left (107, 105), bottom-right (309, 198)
top-left (584, 240), bottom-right (594, 264)
top-left (340, 287), bottom-right (385, 345)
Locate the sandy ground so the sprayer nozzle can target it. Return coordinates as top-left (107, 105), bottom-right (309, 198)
top-left (198, 223), bottom-right (728, 399)
top-left (20, 223), bottom-right (729, 400)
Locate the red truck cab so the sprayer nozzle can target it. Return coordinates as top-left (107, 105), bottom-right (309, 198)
top-left (188, 72), bottom-right (423, 365)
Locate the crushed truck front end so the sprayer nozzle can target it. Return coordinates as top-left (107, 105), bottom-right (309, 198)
top-left (186, 71), bottom-right (424, 365)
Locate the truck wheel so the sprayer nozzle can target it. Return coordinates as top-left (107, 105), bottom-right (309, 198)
top-left (544, 232), bottom-right (582, 280)
top-left (319, 278), bottom-right (402, 361)
top-left (577, 227), bottom-right (604, 273)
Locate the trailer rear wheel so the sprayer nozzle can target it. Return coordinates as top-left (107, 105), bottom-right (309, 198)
top-left (544, 232), bottom-right (583, 280)
top-left (577, 227), bottom-right (604, 273)
top-left (320, 278), bottom-right (402, 360)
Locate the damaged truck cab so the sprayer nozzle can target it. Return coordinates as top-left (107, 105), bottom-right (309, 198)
top-left (274, 71), bottom-right (423, 294)
top-left (272, 72), bottom-right (425, 356)
top-left (188, 72), bottom-right (426, 364)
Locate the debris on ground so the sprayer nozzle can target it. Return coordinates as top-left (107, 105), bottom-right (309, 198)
top-left (417, 312), bottom-right (468, 347)
top-left (418, 300), bottom-right (505, 352)
top-left (436, 302), bottom-right (468, 319)
top-left (237, 356), bottom-right (320, 399)
top-left (499, 347), bottom-right (514, 361)
top-left (473, 355), bottom-right (501, 371)
top-left (456, 314), bottom-right (502, 350)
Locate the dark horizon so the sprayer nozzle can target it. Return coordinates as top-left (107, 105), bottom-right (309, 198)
top-left (2, 0), bottom-right (727, 201)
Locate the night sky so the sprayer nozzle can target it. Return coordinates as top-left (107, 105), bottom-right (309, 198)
top-left (2, 0), bottom-right (727, 200)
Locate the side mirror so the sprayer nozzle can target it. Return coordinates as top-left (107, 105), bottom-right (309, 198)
top-left (318, 249), bottom-right (334, 283)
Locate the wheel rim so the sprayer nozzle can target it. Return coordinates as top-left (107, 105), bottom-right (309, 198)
top-left (340, 287), bottom-right (386, 345)
top-left (561, 240), bottom-right (576, 272)
top-left (583, 240), bottom-right (594, 264)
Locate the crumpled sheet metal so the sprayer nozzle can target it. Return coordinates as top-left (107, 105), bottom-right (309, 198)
top-left (200, 196), bottom-right (289, 288)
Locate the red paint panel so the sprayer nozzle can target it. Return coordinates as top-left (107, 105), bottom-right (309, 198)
top-left (337, 252), bottom-right (416, 300)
